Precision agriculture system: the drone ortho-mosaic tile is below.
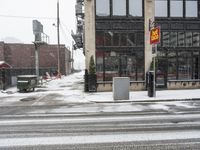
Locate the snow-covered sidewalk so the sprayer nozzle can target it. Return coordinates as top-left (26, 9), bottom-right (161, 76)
top-left (0, 71), bottom-right (200, 106)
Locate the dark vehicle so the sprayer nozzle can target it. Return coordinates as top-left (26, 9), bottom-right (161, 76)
top-left (17, 75), bottom-right (37, 92)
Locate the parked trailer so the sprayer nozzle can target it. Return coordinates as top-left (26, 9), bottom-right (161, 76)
top-left (17, 75), bottom-right (37, 92)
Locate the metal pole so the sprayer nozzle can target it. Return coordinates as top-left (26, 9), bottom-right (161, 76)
top-left (153, 44), bottom-right (157, 97)
top-left (57, 0), bottom-right (61, 76)
top-left (72, 41), bottom-right (74, 73)
top-left (35, 44), bottom-right (39, 80)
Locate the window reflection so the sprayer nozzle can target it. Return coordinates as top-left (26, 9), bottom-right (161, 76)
top-left (113, 33), bottom-right (120, 46)
top-left (170, 0), bottom-right (183, 17)
top-left (178, 52), bottom-right (192, 80)
top-left (96, 0), bottom-right (110, 16)
top-left (113, 0), bottom-right (126, 16)
top-left (105, 32), bottom-right (112, 46)
top-left (136, 32), bottom-right (144, 46)
top-left (129, 0), bottom-right (142, 16)
top-left (193, 32), bottom-right (200, 47)
top-left (155, 0), bottom-right (168, 17)
top-left (168, 57), bottom-right (177, 80)
top-left (186, 0), bottom-right (198, 17)
top-left (127, 33), bottom-right (136, 46)
top-left (163, 32), bottom-right (170, 47)
top-left (170, 32), bottom-right (177, 47)
top-left (178, 32), bottom-right (185, 47)
top-left (186, 32), bottom-right (192, 47)
top-left (121, 33), bottom-right (127, 46)
top-left (96, 31), bottom-right (104, 46)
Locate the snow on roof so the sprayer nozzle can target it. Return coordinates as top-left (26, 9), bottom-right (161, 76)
top-left (0, 61), bottom-right (12, 68)
top-left (0, 61), bottom-right (5, 65)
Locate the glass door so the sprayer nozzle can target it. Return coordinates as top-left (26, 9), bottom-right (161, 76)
top-left (156, 58), bottom-right (168, 88)
top-left (192, 53), bottom-right (199, 79)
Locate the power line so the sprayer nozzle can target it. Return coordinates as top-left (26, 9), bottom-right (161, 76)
top-left (0, 14), bottom-right (56, 20)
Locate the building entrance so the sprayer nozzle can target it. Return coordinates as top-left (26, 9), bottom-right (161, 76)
top-left (193, 54), bottom-right (199, 79)
top-left (156, 58), bottom-right (167, 88)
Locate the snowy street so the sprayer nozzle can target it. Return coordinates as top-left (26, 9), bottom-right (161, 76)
top-left (1, 103), bottom-right (200, 149)
top-left (1, 71), bottom-right (200, 149)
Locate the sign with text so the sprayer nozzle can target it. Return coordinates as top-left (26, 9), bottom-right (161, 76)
top-left (150, 26), bottom-right (160, 45)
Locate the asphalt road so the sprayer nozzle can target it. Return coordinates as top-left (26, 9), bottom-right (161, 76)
top-left (0, 100), bottom-right (200, 149)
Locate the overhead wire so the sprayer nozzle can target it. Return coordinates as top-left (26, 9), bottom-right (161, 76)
top-left (0, 14), bottom-right (56, 20)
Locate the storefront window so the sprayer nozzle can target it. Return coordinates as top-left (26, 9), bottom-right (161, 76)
top-left (105, 32), bottom-right (112, 46)
top-left (193, 32), bottom-right (200, 47)
top-left (168, 57), bottom-right (177, 80)
top-left (121, 33), bottom-right (127, 46)
top-left (170, 32), bottom-right (177, 47)
top-left (113, 0), bottom-right (126, 16)
top-left (136, 32), bottom-right (144, 46)
top-left (155, 0), bottom-right (168, 17)
top-left (96, 0), bottom-right (110, 16)
top-left (178, 32), bottom-right (185, 47)
top-left (186, 32), bottom-right (193, 47)
top-left (136, 52), bottom-right (144, 80)
top-left (162, 32), bottom-right (170, 47)
top-left (96, 51), bottom-right (104, 81)
top-left (129, 0), bottom-right (142, 16)
top-left (178, 52), bottom-right (192, 79)
top-left (186, 0), bottom-right (198, 17)
top-left (113, 33), bottom-right (120, 46)
top-left (96, 31), bottom-right (104, 46)
top-left (105, 53), bottom-right (119, 81)
top-left (127, 33), bottom-right (136, 46)
top-left (170, 0), bottom-right (183, 17)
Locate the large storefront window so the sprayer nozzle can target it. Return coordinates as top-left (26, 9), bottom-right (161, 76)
top-left (170, 0), bottom-right (183, 17)
top-left (113, 0), bottom-right (126, 16)
top-left (178, 52), bottom-right (192, 80)
top-left (96, 51), bottom-right (144, 81)
top-left (96, 0), bottom-right (110, 16)
top-left (129, 0), bottom-right (142, 16)
top-left (155, 0), bottom-right (168, 17)
top-left (186, 0), bottom-right (198, 17)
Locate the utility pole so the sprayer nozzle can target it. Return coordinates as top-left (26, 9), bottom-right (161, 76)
top-left (57, 0), bottom-right (61, 76)
top-left (72, 41), bottom-right (74, 73)
top-left (35, 44), bottom-right (39, 79)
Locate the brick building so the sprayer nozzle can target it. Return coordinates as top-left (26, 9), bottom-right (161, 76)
top-left (0, 42), bottom-right (71, 87)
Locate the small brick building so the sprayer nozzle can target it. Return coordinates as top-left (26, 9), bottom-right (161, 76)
top-left (0, 42), bottom-right (71, 87)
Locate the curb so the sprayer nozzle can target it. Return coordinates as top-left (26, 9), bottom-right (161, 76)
top-left (92, 98), bottom-right (200, 104)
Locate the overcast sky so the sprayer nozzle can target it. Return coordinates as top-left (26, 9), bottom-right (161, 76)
top-left (0, 0), bottom-right (76, 46)
top-left (0, 0), bottom-right (85, 69)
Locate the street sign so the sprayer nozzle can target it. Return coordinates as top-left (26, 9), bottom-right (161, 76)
top-left (150, 26), bottom-right (160, 45)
